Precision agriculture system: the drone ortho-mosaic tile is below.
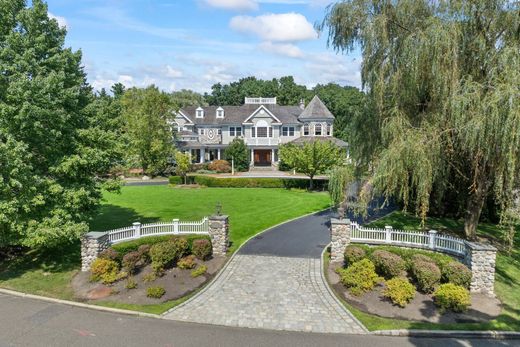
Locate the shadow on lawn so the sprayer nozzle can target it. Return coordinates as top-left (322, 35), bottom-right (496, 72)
top-left (89, 204), bottom-right (159, 231)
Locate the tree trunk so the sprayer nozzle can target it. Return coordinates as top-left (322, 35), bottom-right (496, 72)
top-left (464, 179), bottom-right (489, 240)
top-left (184, 175), bottom-right (187, 185)
top-left (309, 175), bottom-right (314, 190)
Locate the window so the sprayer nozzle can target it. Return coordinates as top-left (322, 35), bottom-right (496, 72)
top-left (196, 107), bottom-right (204, 118)
top-left (198, 128), bottom-right (205, 135)
top-left (229, 127), bottom-right (242, 137)
top-left (252, 127), bottom-right (256, 138)
top-left (315, 123), bottom-right (322, 136)
top-left (282, 126), bottom-right (295, 136)
top-left (303, 124), bottom-right (310, 136)
top-left (326, 124), bottom-right (331, 136)
top-left (256, 127), bottom-right (268, 138)
top-left (217, 129), bottom-right (222, 135)
top-left (268, 127), bottom-right (272, 137)
top-left (216, 107), bottom-right (224, 118)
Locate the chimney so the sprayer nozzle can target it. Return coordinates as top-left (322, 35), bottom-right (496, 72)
top-left (299, 98), bottom-right (305, 110)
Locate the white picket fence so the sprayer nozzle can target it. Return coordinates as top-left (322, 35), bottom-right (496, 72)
top-left (107, 217), bottom-right (209, 244)
top-left (350, 222), bottom-right (466, 257)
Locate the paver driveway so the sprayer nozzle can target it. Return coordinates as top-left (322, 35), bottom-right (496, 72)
top-left (164, 210), bottom-right (367, 334)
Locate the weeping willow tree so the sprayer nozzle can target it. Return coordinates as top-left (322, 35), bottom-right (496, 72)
top-left (320, 0), bottom-right (520, 239)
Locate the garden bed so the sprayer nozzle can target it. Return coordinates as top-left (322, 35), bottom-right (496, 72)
top-left (72, 256), bottom-right (225, 305)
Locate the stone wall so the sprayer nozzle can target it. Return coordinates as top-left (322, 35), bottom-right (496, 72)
top-left (208, 215), bottom-right (229, 256)
top-left (330, 218), bottom-right (351, 262)
top-left (463, 241), bottom-right (497, 297)
top-left (81, 232), bottom-right (110, 271)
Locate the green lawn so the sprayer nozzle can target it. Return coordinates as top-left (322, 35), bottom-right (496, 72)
top-left (336, 211), bottom-right (520, 332)
top-left (0, 186), bottom-right (329, 304)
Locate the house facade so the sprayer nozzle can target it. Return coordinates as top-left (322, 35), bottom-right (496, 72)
top-left (173, 95), bottom-right (347, 168)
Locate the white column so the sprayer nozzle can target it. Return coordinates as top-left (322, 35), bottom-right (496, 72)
top-left (200, 148), bottom-right (205, 163)
top-left (271, 148), bottom-right (274, 165)
top-left (250, 148), bottom-right (254, 166)
top-left (217, 148), bottom-right (221, 160)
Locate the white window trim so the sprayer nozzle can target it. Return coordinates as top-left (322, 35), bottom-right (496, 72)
top-left (216, 107), bottom-right (224, 119)
top-left (315, 123), bottom-right (323, 136)
top-left (196, 107), bottom-right (204, 118)
top-left (303, 123), bottom-right (310, 136)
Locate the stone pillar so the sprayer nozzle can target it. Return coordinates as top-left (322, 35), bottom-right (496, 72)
top-left (464, 241), bottom-right (497, 297)
top-left (81, 232), bottom-right (110, 271)
top-left (330, 218), bottom-right (351, 263)
top-left (208, 215), bottom-right (229, 256)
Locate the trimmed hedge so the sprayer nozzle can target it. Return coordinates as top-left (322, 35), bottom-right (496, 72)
top-left (339, 259), bottom-right (379, 296)
top-left (192, 239), bottom-right (212, 260)
top-left (411, 260), bottom-right (441, 293)
top-left (434, 283), bottom-right (471, 312)
top-left (111, 234), bottom-right (210, 255)
top-left (169, 176), bottom-right (183, 185)
top-left (383, 277), bottom-right (416, 308)
top-left (371, 250), bottom-right (406, 279)
top-left (186, 175), bottom-right (328, 190)
top-left (90, 258), bottom-right (119, 284)
top-left (344, 246), bottom-right (366, 266)
top-left (442, 261), bottom-right (472, 289)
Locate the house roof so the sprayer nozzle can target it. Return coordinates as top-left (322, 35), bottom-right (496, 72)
top-left (289, 136), bottom-right (348, 148)
top-left (298, 95), bottom-right (335, 120)
top-left (179, 103), bottom-right (320, 125)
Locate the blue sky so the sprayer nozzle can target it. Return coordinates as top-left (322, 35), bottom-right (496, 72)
top-left (46, 0), bottom-right (361, 93)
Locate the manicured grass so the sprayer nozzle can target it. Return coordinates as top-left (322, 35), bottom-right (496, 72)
top-left (90, 186), bottom-right (330, 253)
top-left (0, 186), bottom-right (329, 303)
top-left (331, 211), bottom-right (520, 331)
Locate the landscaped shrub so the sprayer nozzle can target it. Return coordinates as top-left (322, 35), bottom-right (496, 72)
top-left (178, 255), bottom-right (197, 269)
top-left (409, 254), bottom-right (436, 267)
top-left (383, 278), bottom-right (416, 308)
top-left (343, 246), bottom-right (366, 266)
top-left (138, 244), bottom-right (151, 263)
top-left (371, 250), bottom-right (406, 279)
top-left (192, 239), bottom-right (212, 260)
top-left (112, 234), bottom-right (210, 255)
top-left (146, 286), bottom-right (166, 299)
top-left (340, 259), bottom-right (379, 296)
top-left (125, 277), bottom-right (137, 289)
top-left (192, 175), bottom-right (328, 190)
top-left (442, 261), bottom-right (472, 289)
top-left (170, 237), bottom-right (189, 258)
top-left (191, 265), bottom-right (207, 278)
top-left (169, 176), bottom-right (183, 185)
top-left (208, 160), bottom-right (231, 173)
top-left (90, 258), bottom-right (120, 284)
top-left (434, 283), bottom-right (471, 312)
top-left (411, 261), bottom-right (441, 293)
top-left (149, 241), bottom-right (180, 273)
top-left (122, 251), bottom-right (141, 274)
top-left (142, 272), bottom-right (156, 283)
top-left (98, 248), bottom-right (120, 263)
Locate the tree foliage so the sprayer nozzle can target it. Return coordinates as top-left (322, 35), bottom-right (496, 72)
top-left (171, 89), bottom-right (207, 108)
top-left (0, 0), bottom-right (121, 248)
top-left (328, 165), bottom-right (355, 209)
top-left (321, 0), bottom-right (520, 239)
top-left (279, 140), bottom-right (345, 189)
top-left (121, 86), bottom-right (176, 176)
top-left (224, 138), bottom-right (249, 172)
top-left (174, 151), bottom-right (191, 184)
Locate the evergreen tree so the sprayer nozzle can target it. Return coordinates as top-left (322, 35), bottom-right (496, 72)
top-left (224, 138), bottom-right (249, 172)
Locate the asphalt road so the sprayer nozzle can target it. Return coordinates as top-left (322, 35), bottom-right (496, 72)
top-left (0, 293), bottom-right (516, 347)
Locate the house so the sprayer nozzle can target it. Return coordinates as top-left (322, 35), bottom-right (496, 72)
top-left (173, 95), bottom-right (347, 168)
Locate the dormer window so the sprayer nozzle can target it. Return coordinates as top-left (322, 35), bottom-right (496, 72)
top-left (216, 107), bottom-right (224, 119)
top-left (303, 123), bottom-right (310, 136)
top-left (315, 123), bottom-right (322, 136)
top-left (196, 107), bottom-right (204, 118)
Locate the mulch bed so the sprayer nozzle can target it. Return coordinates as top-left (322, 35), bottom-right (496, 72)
top-left (73, 256), bottom-right (226, 305)
top-left (327, 261), bottom-right (502, 324)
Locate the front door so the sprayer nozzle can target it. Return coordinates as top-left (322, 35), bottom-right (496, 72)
top-left (254, 150), bottom-right (271, 166)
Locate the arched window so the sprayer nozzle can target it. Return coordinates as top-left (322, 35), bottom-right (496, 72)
top-left (315, 123), bottom-right (322, 136)
top-left (303, 123), bottom-right (310, 136)
top-left (255, 120), bottom-right (269, 138)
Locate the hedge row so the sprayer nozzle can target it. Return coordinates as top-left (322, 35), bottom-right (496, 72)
top-left (169, 175), bottom-right (328, 190)
top-left (111, 234), bottom-right (211, 255)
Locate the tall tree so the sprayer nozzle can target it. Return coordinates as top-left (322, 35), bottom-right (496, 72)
top-left (0, 0), bottom-right (121, 248)
top-left (321, 0), bottom-right (520, 239)
top-left (224, 138), bottom-right (249, 172)
top-left (121, 86), bottom-right (175, 176)
top-left (171, 89), bottom-right (207, 108)
top-left (279, 140), bottom-right (345, 189)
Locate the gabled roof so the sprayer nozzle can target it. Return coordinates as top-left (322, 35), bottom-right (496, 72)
top-left (243, 105), bottom-right (281, 124)
top-left (298, 95), bottom-right (334, 120)
top-left (289, 136), bottom-right (348, 148)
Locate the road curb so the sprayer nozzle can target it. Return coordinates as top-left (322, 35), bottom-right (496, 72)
top-left (372, 329), bottom-right (520, 339)
top-left (163, 208), bottom-right (332, 316)
top-left (0, 287), bottom-right (161, 319)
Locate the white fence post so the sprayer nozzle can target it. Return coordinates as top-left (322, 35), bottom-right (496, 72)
top-left (173, 219), bottom-right (179, 233)
top-left (429, 230), bottom-right (437, 249)
top-left (385, 225), bottom-right (392, 243)
top-left (132, 222), bottom-right (141, 238)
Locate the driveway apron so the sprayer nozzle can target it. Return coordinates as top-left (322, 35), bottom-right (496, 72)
top-left (164, 210), bottom-right (367, 334)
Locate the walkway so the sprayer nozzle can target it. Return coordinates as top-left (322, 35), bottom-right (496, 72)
top-left (164, 211), bottom-right (366, 334)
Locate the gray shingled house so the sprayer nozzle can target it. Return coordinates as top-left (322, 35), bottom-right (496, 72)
top-left (172, 96), bottom-right (347, 168)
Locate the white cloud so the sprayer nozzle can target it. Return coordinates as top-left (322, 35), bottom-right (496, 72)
top-left (48, 12), bottom-right (68, 29)
top-left (165, 65), bottom-right (184, 78)
top-left (203, 65), bottom-right (238, 83)
top-left (259, 41), bottom-right (304, 58)
top-left (305, 53), bottom-right (362, 88)
top-left (202, 0), bottom-right (258, 11)
top-left (230, 12), bottom-right (317, 42)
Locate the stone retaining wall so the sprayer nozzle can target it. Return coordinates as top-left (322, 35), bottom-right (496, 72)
top-left (81, 215), bottom-right (229, 271)
top-left (330, 218), bottom-right (497, 297)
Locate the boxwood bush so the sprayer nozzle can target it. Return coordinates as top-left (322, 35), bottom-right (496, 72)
top-left (411, 260), bottom-right (441, 293)
top-left (371, 250), bottom-right (406, 279)
top-left (90, 258), bottom-right (120, 284)
top-left (146, 286), bottom-right (166, 299)
top-left (340, 259), bottom-right (379, 296)
top-left (383, 277), bottom-right (416, 308)
top-left (434, 283), bottom-right (471, 312)
top-left (149, 241), bottom-right (180, 273)
top-left (442, 261), bottom-right (472, 289)
top-left (343, 246), bottom-right (366, 266)
top-left (191, 175), bottom-right (328, 190)
top-left (112, 234), bottom-right (210, 255)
